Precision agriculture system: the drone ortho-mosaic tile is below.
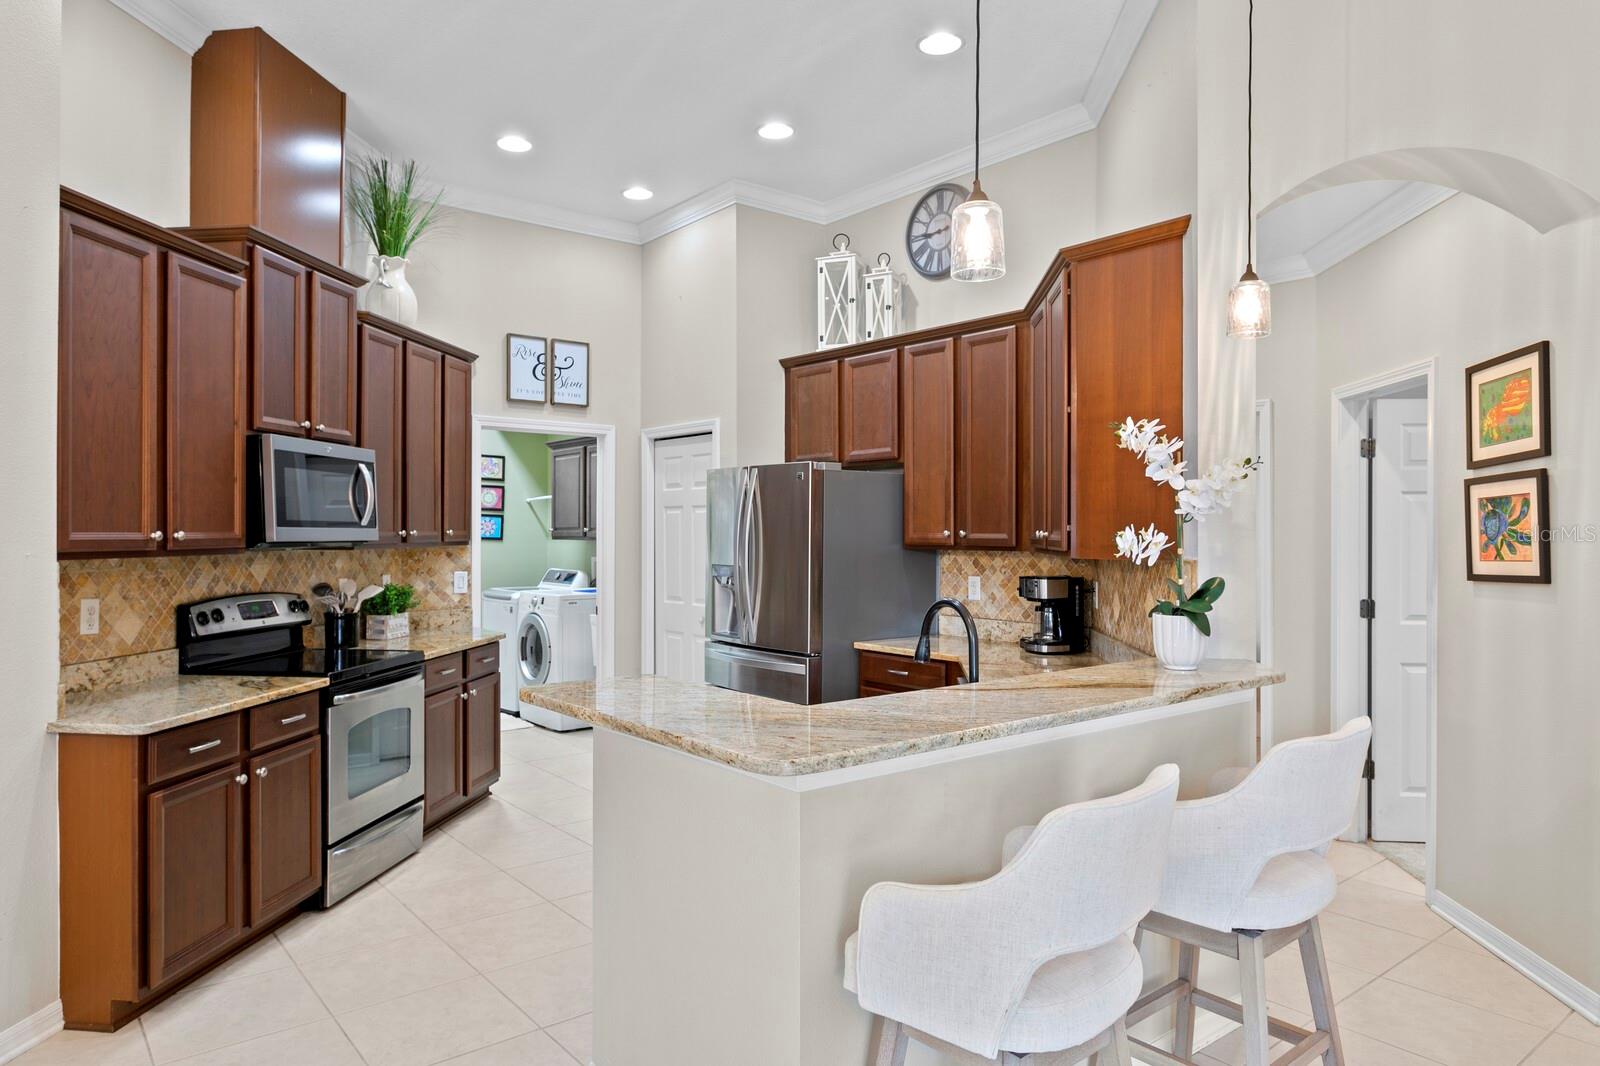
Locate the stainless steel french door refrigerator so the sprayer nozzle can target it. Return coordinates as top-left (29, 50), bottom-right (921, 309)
top-left (705, 463), bottom-right (936, 704)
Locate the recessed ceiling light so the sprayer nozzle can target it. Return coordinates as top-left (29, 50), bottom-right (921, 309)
top-left (622, 186), bottom-right (654, 201)
top-left (918, 31), bottom-right (963, 56)
top-left (757, 121), bottom-right (794, 141)
top-left (496, 134), bottom-right (532, 153)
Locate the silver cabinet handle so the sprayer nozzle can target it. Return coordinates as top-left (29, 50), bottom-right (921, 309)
top-left (300, 420), bottom-right (311, 429)
top-left (256, 766), bottom-right (269, 778)
top-left (409, 530), bottom-right (418, 537)
top-left (234, 773), bottom-right (249, 786)
top-left (887, 668), bottom-right (910, 677)
top-left (958, 529), bottom-right (967, 538)
top-left (188, 739), bottom-right (222, 755)
top-left (315, 423), bottom-right (326, 432)
top-left (459, 691), bottom-right (468, 701)
top-left (436, 667), bottom-right (456, 677)
top-left (942, 529), bottom-right (951, 538)
top-left (279, 713), bottom-right (307, 726)
top-left (150, 530), bottom-right (164, 541)
top-left (398, 529), bottom-right (408, 539)
top-left (468, 687), bottom-right (478, 696)
top-left (446, 529), bottom-right (454, 536)
top-left (173, 530), bottom-right (186, 541)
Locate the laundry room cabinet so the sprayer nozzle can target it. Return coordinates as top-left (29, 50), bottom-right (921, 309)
top-left (548, 436), bottom-right (598, 540)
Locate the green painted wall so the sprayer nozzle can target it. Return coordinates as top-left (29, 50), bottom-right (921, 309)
top-left (479, 430), bottom-right (596, 591)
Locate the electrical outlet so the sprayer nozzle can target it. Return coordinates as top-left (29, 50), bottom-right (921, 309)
top-left (453, 570), bottom-right (470, 595)
top-left (79, 598), bottom-right (100, 636)
top-left (967, 575), bottom-right (982, 601)
top-left (381, 573), bottom-right (391, 587)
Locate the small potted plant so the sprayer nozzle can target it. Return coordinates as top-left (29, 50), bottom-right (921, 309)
top-left (348, 156), bottom-right (442, 326)
top-left (362, 583), bottom-right (417, 641)
top-left (1111, 417), bottom-right (1259, 670)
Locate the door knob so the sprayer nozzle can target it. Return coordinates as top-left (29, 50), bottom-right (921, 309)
top-left (173, 530), bottom-right (186, 541)
top-left (255, 766), bottom-right (269, 778)
top-left (234, 773), bottom-right (249, 786)
top-left (299, 420), bottom-right (311, 429)
top-left (149, 530), bottom-right (164, 541)
top-left (409, 530), bottom-right (418, 537)
top-left (398, 529), bottom-right (408, 539)
top-left (460, 692), bottom-right (468, 701)
top-left (446, 529), bottom-right (454, 536)
top-left (942, 529), bottom-right (951, 538)
top-left (469, 687), bottom-right (478, 696)
top-left (958, 529), bottom-right (967, 538)
top-left (315, 423), bottom-right (326, 432)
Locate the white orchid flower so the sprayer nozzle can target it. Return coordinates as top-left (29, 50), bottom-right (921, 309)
top-left (1114, 523), bottom-right (1171, 567)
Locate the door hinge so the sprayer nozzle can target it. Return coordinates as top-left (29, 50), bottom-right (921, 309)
top-left (1363, 755), bottom-right (1376, 780)
top-left (1359, 438), bottom-right (1376, 459)
top-left (1359, 598), bottom-right (1376, 619)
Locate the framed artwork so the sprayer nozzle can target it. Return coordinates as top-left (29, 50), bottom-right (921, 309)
top-left (479, 454), bottom-right (505, 481)
top-left (479, 514), bottom-right (505, 541)
top-left (550, 338), bottom-right (590, 407)
top-left (1466, 341), bottom-right (1549, 468)
top-left (480, 485), bottom-right (505, 512)
top-left (1464, 468), bottom-right (1549, 583)
top-left (506, 334), bottom-right (548, 402)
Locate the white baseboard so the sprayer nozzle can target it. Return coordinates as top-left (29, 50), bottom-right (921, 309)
top-left (0, 1000), bottom-right (63, 1064)
top-left (1431, 890), bottom-right (1599, 1024)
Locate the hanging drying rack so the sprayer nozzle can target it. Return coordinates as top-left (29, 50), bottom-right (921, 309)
top-left (526, 495), bottom-right (553, 536)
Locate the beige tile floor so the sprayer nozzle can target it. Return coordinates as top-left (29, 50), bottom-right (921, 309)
top-left (18, 729), bottom-right (1598, 1066)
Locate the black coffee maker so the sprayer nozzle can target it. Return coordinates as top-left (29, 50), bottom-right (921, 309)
top-left (1017, 575), bottom-right (1088, 654)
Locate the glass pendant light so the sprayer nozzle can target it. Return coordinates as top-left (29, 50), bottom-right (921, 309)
top-left (950, 0), bottom-right (1005, 282)
top-left (1227, 0), bottom-right (1271, 337)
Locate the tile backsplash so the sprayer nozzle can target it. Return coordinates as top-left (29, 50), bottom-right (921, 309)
top-left (59, 546), bottom-right (471, 694)
top-left (937, 549), bottom-right (1192, 655)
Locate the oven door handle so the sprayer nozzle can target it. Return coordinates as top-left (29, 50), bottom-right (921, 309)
top-left (332, 675), bottom-right (421, 704)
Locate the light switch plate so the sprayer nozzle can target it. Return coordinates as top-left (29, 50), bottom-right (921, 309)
top-left (79, 598), bottom-right (100, 636)
top-left (967, 575), bottom-right (981, 601)
top-left (453, 570), bottom-right (470, 594)
top-left (381, 573), bottom-right (391, 587)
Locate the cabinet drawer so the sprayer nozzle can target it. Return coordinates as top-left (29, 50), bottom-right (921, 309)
top-left (146, 714), bottom-right (242, 787)
top-left (424, 653), bottom-right (466, 694)
top-left (465, 642), bottom-right (499, 680)
top-left (248, 692), bottom-right (321, 750)
top-left (858, 651), bottom-right (952, 690)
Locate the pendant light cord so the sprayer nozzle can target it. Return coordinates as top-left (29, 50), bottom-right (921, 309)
top-left (974, 0), bottom-right (982, 182)
top-left (1245, 0), bottom-right (1254, 266)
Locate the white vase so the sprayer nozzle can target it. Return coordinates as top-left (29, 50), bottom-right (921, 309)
top-left (1151, 613), bottom-right (1208, 671)
top-left (363, 254), bottom-right (417, 325)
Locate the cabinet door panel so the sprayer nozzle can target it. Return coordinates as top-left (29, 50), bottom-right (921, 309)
top-left (465, 677), bottom-right (500, 798)
top-left (249, 246), bottom-right (308, 436)
top-left (955, 325), bottom-right (1017, 549)
top-left (549, 445), bottom-right (587, 539)
top-left (1027, 300), bottom-right (1050, 549)
top-left (442, 355), bottom-right (472, 543)
top-left (901, 339), bottom-right (955, 547)
top-left (585, 443), bottom-right (598, 538)
top-left (785, 361), bottom-right (841, 462)
top-left (166, 254), bottom-right (247, 551)
top-left (247, 736), bottom-right (322, 926)
top-left (308, 273), bottom-right (358, 444)
top-left (147, 764), bottom-right (244, 987)
top-left (840, 348), bottom-right (900, 464)
top-left (58, 210), bottom-right (162, 554)
top-left (359, 325), bottom-right (405, 545)
top-left (423, 687), bottom-right (465, 827)
top-left (1043, 276), bottom-right (1070, 551)
top-left (402, 341), bottom-right (443, 545)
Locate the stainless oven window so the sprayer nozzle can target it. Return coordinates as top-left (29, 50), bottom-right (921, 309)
top-left (345, 704), bottom-right (412, 801)
top-left (274, 449), bottom-right (372, 529)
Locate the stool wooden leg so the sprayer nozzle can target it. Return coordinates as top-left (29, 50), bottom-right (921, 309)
top-left (1173, 941), bottom-right (1199, 1061)
top-left (1108, 1018), bottom-right (1133, 1066)
top-left (869, 1015), bottom-right (908, 1066)
top-left (1237, 932), bottom-right (1271, 1066)
top-left (1299, 918), bottom-right (1346, 1065)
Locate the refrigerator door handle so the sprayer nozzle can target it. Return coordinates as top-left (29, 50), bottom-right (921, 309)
top-left (748, 472), bottom-right (764, 642)
top-left (735, 468), bottom-right (755, 644)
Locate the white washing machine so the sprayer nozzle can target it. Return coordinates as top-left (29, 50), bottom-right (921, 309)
top-left (481, 569), bottom-right (596, 732)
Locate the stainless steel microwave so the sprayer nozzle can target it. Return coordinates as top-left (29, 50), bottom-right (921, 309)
top-left (249, 434), bottom-right (379, 546)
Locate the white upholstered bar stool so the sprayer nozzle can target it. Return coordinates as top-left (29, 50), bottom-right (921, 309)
top-left (843, 765), bottom-right (1179, 1066)
top-left (1125, 718), bottom-right (1373, 1066)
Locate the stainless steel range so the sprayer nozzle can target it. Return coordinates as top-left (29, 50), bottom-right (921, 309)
top-left (177, 592), bottom-right (426, 906)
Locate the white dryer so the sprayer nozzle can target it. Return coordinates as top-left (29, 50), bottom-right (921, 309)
top-left (482, 569), bottom-right (596, 732)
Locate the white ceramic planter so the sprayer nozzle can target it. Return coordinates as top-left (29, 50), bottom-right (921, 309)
top-left (362, 254), bottom-right (418, 325)
top-left (1151, 613), bottom-right (1208, 671)
top-left (364, 612), bottom-right (410, 641)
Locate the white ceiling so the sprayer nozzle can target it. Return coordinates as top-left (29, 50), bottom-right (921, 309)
top-left (1256, 181), bottom-right (1456, 283)
top-left (116, 0), bottom-right (1158, 243)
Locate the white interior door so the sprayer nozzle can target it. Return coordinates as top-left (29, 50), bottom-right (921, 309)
top-left (653, 434), bottom-right (712, 682)
top-left (1370, 397), bottom-right (1431, 842)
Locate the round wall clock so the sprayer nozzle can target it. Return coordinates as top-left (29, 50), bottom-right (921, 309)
top-left (905, 182), bottom-right (968, 279)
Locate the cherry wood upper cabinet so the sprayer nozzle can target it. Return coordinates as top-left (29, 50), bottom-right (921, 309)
top-left (402, 341), bottom-right (444, 545)
top-left (840, 348), bottom-right (900, 464)
top-left (901, 338), bottom-right (956, 547)
top-left (308, 273), bottom-right (359, 444)
top-left (442, 355), bottom-right (472, 543)
top-left (785, 360), bottom-right (840, 462)
top-left (246, 736), bottom-right (322, 927)
top-left (165, 253), bottom-right (247, 552)
top-left (58, 209), bottom-right (162, 555)
top-left (465, 676), bottom-right (501, 799)
top-left (145, 764), bottom-right (244, 988)
top-left (358, 324), bottom-right (405, 546)
top-left (248, 246), bottom-right (308, 436)
top-left (1027, 271), bottom-right (1070, 552)
top-left (1068, 223), bottom-right (1186, 558)
top-left (955, 325), bottom-right (1018, 549)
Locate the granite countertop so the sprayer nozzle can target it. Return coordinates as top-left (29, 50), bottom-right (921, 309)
top-left (525, 658), bottom-right (1284, 777)
top-left (854, 634), bottom-right (1104, 680)
top-left (49, 628), bottom-right (505, 737)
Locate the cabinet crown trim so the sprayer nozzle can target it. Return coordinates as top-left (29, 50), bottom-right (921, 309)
top-left (176, 225), bottom-right (368, 287)
top-left (62, 188), bottom-right (248, 274)
top-left (357, 311), bottom-right (480, 363)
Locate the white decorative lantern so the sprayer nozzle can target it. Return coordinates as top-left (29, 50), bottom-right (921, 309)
top-left (862, 253), bottom-right (900, 341)
top-left (815, 233), bottom-right (860, 349)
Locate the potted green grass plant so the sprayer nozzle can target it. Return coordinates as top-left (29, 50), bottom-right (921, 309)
top-left (348, 156), bottom-right (442, 325)
top-left (361, 582), bottom-right (417, 641)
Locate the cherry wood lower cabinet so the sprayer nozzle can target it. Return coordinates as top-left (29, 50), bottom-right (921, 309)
top-left (422, 646), bottom-right (503, 829)
top-left (57, 692), bottom-right (324, 1030)
top-left (857, 649), bottom-right (962, 697)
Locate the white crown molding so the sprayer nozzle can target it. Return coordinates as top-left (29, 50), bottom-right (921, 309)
top-left (1258, 183), bottom-right (1457, 284)
top-left (0, 999), bottom-right (63, 1063)
top-left (105, 0), bottom-right (208, 52)
top-left (440, 187), bottom-right (648, 246)
top-left (1084, 0), bottom-right (1160, 123)
top-left (1432, 891), bottom-right (1599, 1023)
top-left (638, 180), bottom-right (829, 244)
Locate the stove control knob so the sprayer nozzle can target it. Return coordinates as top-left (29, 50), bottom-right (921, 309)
top-left (210, 608), bottom-right (224, 623)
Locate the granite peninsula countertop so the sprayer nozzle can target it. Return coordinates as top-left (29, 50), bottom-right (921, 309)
top-left (525, 658), bottom-right (1283, 776)
top-left (854, 635), bottom-right (1104, 680)
top-left (49, 628), bottom-right (504, 737)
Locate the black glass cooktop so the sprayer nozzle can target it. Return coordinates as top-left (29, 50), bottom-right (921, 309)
top-left (194, 646), bottom-right (423, 686)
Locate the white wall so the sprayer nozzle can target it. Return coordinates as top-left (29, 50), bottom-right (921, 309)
top-left (734, 207), bottom-right (822, 465)
top-left (1, 0), bottom-right (62, 1041)
top-left (60, 0), bottom-right (188, 225)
